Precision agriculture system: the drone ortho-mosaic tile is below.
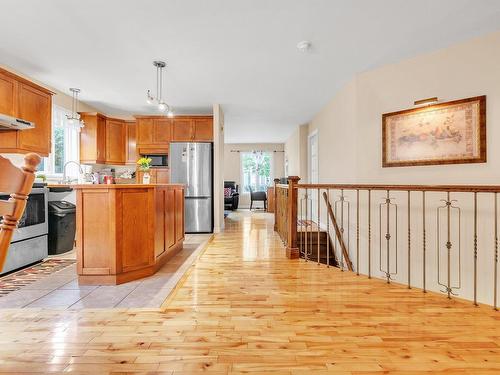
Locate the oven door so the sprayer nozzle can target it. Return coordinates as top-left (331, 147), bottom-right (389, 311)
top-left (0, 188), bottom-right (48, 243)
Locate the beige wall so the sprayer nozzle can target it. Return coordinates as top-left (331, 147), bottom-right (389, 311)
top-left (287, 31), bottom-right (500, 306)
top-left (308, 31), bottom-right (500, 184)
top-left (213, 104), bottom-right (225, 232)
top-left (284, 124), bottom-right (308, 181)
top-left (224, 143), bottom-right (284, 208)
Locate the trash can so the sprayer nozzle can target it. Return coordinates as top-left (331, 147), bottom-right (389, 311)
top-left (48, 201), bottom-right (76, 255)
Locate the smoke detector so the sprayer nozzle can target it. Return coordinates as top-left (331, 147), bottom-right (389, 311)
top-left (296, 40), bottom-right (312, 52)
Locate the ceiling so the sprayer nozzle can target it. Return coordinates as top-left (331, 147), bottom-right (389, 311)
top-left (1, 0), bottom-right (500, 143)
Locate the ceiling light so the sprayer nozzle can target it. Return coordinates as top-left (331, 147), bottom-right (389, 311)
top-left (296, 40), bottom-right (312, 52)
top-left (158, 101), bottom-right (168, 112)
top-left (414, 97), bottom-right (439, 106)
top-left (146, 60), bottom-right (173, 113)
top-left (66, 88), bottom-right (85, 129)
top-left (167, 110), bottom-right (174, 118)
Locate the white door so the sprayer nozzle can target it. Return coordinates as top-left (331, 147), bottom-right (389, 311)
top-left (308, 131), bottom-right (319, 222)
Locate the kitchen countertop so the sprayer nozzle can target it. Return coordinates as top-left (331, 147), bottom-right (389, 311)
top-left (47, 183), bottom-right (184, 189)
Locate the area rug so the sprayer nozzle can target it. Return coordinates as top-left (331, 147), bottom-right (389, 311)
top-left (0, 259), bottom-right (76, 297)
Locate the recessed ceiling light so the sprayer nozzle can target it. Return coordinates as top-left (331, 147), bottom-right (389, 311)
top-left (296, 40), bottom-right (312, 52)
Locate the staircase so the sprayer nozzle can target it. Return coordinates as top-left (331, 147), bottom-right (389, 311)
top-left (297, 228), bottom-right (339, 267)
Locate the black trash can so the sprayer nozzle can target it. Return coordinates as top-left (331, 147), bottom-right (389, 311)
top-left (48, 201), bottom-right (76, 255)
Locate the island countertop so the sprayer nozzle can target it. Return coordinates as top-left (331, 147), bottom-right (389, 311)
top-left (48, 183), bottom-right (184, 189)
top-left (74, 183), bottom-right (185, 285)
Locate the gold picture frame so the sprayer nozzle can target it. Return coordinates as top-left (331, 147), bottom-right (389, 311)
top-left (382, 96), bottom-right (486, 167)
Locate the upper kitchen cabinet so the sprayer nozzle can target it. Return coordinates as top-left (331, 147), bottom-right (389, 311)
top-left (80, 112), bottom-right (107, 164)
top-left (193, 117), bottom-right (214, 141)
top-left (105, 118), bottom-right (126, 165)
top-left (125, 120), bottom-right (137, 165)
top-left (172, 116), bottom-right (213, 142)
top-left (136, 116), bottom-right (171, 154)
top-left (0, 68), bottom-right (53, 156)
top-left (80, 113), bottom-right (133, 165)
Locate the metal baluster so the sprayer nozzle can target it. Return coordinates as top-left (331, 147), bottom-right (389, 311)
top-left (304, 189), bottom-right (309, 262)
top-left (326, 189), bottom-right (330, 268)
top-left (423, 191), bottom-right (426, 293)
top-left (408, 190), bottom-right (411, 289)
top-left (368, 189), bottom-right (372, 279)
top-left (356, 189), bottom-right (360, 276)
top-left (386, 191), bottom-right (390, 283)
top-left (300, 189), bottom-right (304, 258)
top-left (338, 190), bottom-right (344, 272)
top-left (447, 192), bottom-right (452, 299)
top-left (474, 192), bottom-right (478, 306)
top-left (494, 192), bottom-right (498, 311)
top-left (317, 189), bottom-right (320, 265)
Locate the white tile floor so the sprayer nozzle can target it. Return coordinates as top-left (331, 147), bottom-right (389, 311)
top-left (0, 234), bottom-right (212, 309)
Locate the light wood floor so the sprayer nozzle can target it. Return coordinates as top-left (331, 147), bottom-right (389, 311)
top-left (0, 211), bottom-right (498, 374)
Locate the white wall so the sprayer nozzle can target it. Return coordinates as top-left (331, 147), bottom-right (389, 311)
top-left (291, 31), bottom-right (500, 306)
top-left (224, 143), bottom-right (285, 208)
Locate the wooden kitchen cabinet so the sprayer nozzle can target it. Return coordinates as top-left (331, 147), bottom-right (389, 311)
top-left (193, 117), bottom-right (213, 141)
top-left (135, 116), bottom-right (171, 154)
top-left (155, 168), bottom-right (169, 183)
top-left (172, 118), bottom-right (193, 141)
top-left (136, 168), bottom-right (169, 184)
top-left (74, 184), bottom-right (185, 285)
top-left (125, 120), bottom-right (137, 164)
top-left (0, 71), bottom-right (17, 116)
top-left (80, 113), bottom-right (107, 164)
top-left (0, 68), bottom-right (53, 157)
top-left (106, 119), bottom-right (126, 164)
top-left (172, 116), bottom-right (214, 142)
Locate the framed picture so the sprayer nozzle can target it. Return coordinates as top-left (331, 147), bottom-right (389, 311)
top-left (382, 96), bottom-right (486, 167)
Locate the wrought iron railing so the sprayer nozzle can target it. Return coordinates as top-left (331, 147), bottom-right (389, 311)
top-left (274, 177), bottom-right (499, 310)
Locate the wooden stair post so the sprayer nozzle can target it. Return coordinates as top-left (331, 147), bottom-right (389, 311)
top-left (322, 191), bottom-right (354, 271)
top-left (286, 176), bottom-right (300, 259)
top-left (273, 178), bottom-right (280, 232)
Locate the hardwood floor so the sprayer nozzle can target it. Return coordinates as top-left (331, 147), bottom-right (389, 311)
top-left (0, 211), bottom-right (498, 374)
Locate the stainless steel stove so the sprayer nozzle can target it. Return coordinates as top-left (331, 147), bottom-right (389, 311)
top-left (0, 182), bottom-right (48, 275)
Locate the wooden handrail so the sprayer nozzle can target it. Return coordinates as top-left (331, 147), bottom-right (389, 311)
top-left (296, 183), bottom-right (500, 193)
top-left (322, 192), bottom-right (353, 271)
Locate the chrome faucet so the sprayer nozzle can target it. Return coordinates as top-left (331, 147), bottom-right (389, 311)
top-left (61, 161), bottom-right (83, 184)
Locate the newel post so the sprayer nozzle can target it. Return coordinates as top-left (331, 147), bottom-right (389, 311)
top-left (273, 178), bottom-right (280, 232)
top-left (286, 176), bottom-right (300, 259)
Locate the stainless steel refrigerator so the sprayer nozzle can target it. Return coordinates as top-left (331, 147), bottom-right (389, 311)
top-left (170, 142), bottom-right (213, 233)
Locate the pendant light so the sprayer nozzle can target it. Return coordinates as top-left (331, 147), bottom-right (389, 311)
top-left (66, 88), bottom-right (85, 128)
top-left (147, 61), bottom-right (174, 117)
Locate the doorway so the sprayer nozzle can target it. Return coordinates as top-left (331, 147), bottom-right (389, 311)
top-left (307, 130), bottom-right (319, 221)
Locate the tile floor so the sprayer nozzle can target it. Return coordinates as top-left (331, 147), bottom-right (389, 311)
top-left (0, 234), bottom-right (212, 309)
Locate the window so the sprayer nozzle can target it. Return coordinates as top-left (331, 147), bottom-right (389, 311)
top-left (241, 152), bottom-right (273, 193)
top-left (38, 105), bottom-right (80, 177)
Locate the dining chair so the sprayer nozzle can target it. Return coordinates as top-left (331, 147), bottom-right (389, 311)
top-left (249, 186), bottom-right (267, 210)
top-left (0, 153), bottom-right (41, 271)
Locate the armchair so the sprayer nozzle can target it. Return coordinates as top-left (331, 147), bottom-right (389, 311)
top-left (224, 181), bottom-right (239, 210)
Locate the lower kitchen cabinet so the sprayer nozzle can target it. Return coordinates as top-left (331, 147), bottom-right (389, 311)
top-left (136, 168), bottom-right (169, 184)
top-left (74, 184), bottom-right (185, 285)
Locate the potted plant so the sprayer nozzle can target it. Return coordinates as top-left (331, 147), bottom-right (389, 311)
top-left (137, 157), bottom-right (152, 184)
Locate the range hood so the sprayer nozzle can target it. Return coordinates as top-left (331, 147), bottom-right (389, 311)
top-left (0, 113), bottom-right (35, 130)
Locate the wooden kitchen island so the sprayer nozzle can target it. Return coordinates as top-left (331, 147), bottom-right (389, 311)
top-left (72, 184), bottom-right (184, 285)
